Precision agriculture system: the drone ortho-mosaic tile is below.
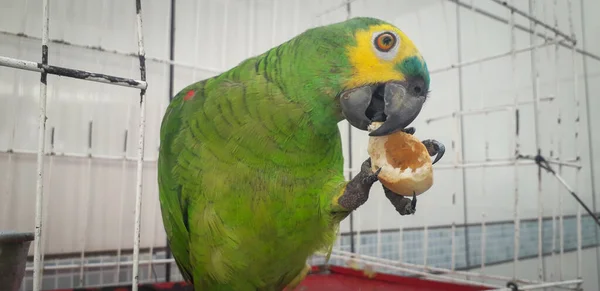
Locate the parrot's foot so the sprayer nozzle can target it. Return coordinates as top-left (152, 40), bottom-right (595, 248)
top-left (401, 127), bottom-right (415, 135)
top-left (422, 139), bottom-right (445, 165)
top-left (337, 158), bottom-right (381, 212)
top-left (285, 263), bottom-right (311, 291)
top-left (384, 187), bottom-right (417, 216)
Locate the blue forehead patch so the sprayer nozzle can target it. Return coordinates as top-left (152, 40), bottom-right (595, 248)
top-left (396, 56), bottom-right (430, 89)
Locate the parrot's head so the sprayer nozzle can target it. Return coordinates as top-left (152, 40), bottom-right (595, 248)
top-left (296, 17), bottom-right (430, 136)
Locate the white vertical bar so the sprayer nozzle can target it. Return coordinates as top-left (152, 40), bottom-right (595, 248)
top-left (115, 156), bottom-right (127, 283)
top-left (356, 210), bottom-right (361, 257)
top-left (423, 223), bottom-right (428, 268)
top-left (545, 3), bottom-right (557, 276)
top-left (33, 0), bottom-right (50, 290)
top-left (398, 227), bottom-right (403, 263)
top-left (481, 213), bottom-right (486, 282)
top-left (98, 2), bottom-right (109, 284)
top-left (376, 197), bottom-right (382, 258)
top-left (566, 0), bottom-right (582, 278)
top-left (509, 0), bottom-right (520, 279)
top-left (527, 0), bottom-right (544, 282)
top-left (551, 0), bottom-right (563, 281)
top-left (132, 0), bottom-right (148, 289)
top-left (79, 157), bottom-right (91, 286)
top-left (471, 0), bottom-right (487, 280)
top-left (41, 97), bottom-right (55, 287)
top-left (451, 223), bottom-right (456, 271)
top-left (79, 118), bottom-right (94, 287)
top-left (440, 0), bottom-right (456, 273)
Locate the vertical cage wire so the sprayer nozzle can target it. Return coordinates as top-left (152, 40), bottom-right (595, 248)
top-left (32, 0), bottom-right (50, 290)
top-left (526, 0), bottom-right (546, 282)
top-left (454, 0), bottom-right (471, 273)
top-left (438, 0), bottom-right (457, 272)
top-left (578, 0), bottom-right (600, 284)
top-left (549, 0), bottom-right (560, 281)
top-left (566, 0), bottom-right (583, 279)
top-left (507, 0), bottom-right (520, 279)
top-left (468, 0), bottom-right (488, 276)
top-left (131, 0), bottom-right (148, 289)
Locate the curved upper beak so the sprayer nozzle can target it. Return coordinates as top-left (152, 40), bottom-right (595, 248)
top-left (339, 79), bottom-right (426, 137)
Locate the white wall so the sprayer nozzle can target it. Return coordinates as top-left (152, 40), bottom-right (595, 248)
top-left (0, 0), bottom-right (598, 288)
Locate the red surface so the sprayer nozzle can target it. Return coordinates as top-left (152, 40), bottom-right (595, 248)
top-left (294, 266), bottom-right (490, 291)
top-left (52, 265), bottom-right (491, 291)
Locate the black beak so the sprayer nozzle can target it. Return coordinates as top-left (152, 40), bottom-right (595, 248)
top-left (339, 79), bottom-right (427, 136)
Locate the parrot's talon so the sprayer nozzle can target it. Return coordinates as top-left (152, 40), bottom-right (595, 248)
top-left (383, 187), bottom-right (417, 216)
top-left (422, 139), bottom-right (445, 165)
top-left (360, 157), bottom-right (373, 173)
top-left (363, 167), bottom-right (381, 185)
top-left (402, 191), bottom-right (417, 215)
top-left (402, 127), bottom-right (415, 135)
top-left (336, 158), bottom-right (380, 212)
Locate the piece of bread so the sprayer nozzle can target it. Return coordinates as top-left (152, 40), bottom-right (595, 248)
top-left (367, 122), bottom-right (433, 196)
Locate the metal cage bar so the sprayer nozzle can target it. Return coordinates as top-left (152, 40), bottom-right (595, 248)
top-left (31, 0), bottom-right (50, 290)
top-left (0, 1), bottom-right (150, 290)
top-left (131, 0), bottom-right (148, 290)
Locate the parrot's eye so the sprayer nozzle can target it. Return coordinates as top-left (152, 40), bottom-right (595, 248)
top-left (374, 32), bottom-right (397, 52)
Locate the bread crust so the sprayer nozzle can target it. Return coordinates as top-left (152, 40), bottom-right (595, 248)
top-left (367, 122), bottom-right (433, 196)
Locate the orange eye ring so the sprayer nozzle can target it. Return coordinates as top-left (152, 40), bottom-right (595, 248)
top-left (374, 32), bottom-right (396, 52)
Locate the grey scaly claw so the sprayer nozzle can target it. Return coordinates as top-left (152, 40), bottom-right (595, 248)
top-left (337, 158), bottom-right (381, 212)
top-left (383, 187), bottom-right (417, 216)
top-left (422, 139), bottom-right (445, 165)
top-left (407, 191), bottom-right (417, 214)
top-left (363, 167), bottom-right (381, 185)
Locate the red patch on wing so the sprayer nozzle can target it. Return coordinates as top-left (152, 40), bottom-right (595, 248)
top-left (184, 90), bottom-right (196, 101)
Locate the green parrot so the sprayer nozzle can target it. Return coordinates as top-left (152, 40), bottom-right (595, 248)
top-left (157, 17), bottom-right (443, 291)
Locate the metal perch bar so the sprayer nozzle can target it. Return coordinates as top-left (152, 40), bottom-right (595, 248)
top-left (554, 170), bottom-right (600, 228)
top-left (516, 154), bottom-right (600, 228)
top-left (0, 55), bottom-right (147, 90)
